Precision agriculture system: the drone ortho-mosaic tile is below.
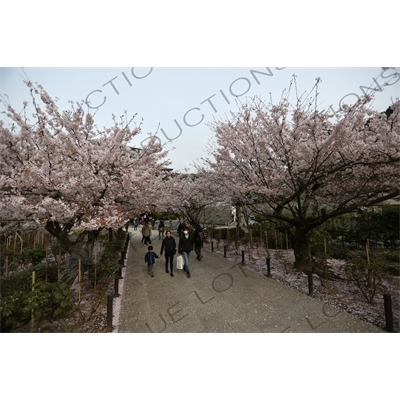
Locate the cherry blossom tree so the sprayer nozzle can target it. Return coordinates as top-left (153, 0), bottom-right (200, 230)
top-left (0, 81), bottom-right (170, 283)
top-left (156, 172), bottom-right (229, 228)
top-left (205, 78), bottom-right (400, 271)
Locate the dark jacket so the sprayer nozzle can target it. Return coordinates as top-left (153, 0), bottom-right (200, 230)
top-left (194, 226), bottom-right (203, 246)
top-left (144, 251), bottom-right (158, 265)
top-left (178, 233), bottom-right (194, 253)
top-left (160, 236), bottom-right (176, 255)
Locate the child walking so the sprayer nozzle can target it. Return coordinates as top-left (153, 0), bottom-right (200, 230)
top-left (144, 246), bottom-right (158, 277)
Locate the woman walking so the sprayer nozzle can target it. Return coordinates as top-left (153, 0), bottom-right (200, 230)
top-left (158, 219), bottom-right (165, 240)
top-left (142, 222), bottom-right (152, 246)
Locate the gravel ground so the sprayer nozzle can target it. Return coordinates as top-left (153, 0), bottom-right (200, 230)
top-left (209, 239), bottom-right (399, 333)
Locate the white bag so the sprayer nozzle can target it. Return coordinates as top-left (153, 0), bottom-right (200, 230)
top-left (176, 255), bottom-right (183, 270)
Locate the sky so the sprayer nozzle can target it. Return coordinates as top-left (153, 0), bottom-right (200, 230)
top-left (1, 67), bottom-right (399, 171)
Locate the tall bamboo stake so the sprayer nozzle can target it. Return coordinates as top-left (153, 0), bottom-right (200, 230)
top-left (324, 238), bottom-right (327, 255)
top-left (31, 271), bottom-right (35, 331)
top-left (58, 249), bottom-right (61, 279)
top-left (286, 233), bottom-right (289, 250)
top-left (280, 233), bottom-right (283, 250)
top-left (94, 252), bottom-right (97, 288)
top-left (45, 247), bottom-right (48, 283)
top-left (265, 231), bottom-right (269, 250)
top-left (5, 256), bottom-right (9, 278)
top-left (78, 260), bottom-right (82, 303)
top-left (274, 230), bottom-right (278, 249)
top-left (366, 243), bottom-right (372, 289)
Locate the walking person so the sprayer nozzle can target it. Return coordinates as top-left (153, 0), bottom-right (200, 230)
top-left (142, 222), bottom-right (152, 246)
top-left (177, 217), bottom-right (183, 236)
top-left (160, 230), bottom-right (177, 277)
top-left (158, 219), bottom-right (165, 240)
top-left (194, 225), bottom-right (204, 261)
top-left (178, 227), bottom-right (194, 278)
top-left (144, 246), bottom-right (158, 277)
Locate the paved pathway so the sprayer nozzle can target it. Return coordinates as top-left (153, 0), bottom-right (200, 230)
top-left (117, 229), bottom-right (383, 333)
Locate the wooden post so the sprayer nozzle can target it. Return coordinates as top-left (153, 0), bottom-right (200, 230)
top-left (280, 233), bottom-right (283, 250)
top-left (94, 252), bottom-right (97, 288)
top-left (58, 249), bottom-right (61, 279)
top-left (113, 277), bottom-right (120, 297)
top-left (265, 231), bottom-right (269, 250)
top-left (308, 271), bottom-right (313, 296)
top-left (31, 271), bottom-right (35, 331)
top-left (78, 260), bottom-right (82, 303)
top-left (107, 295), bottom-right (113, 332)
top-left (5, 256), bottom-right (9, 278)
top-left (384, 294), bottom-right (394, 333)
top-left (274, 230), bottom-right (278, 249)
top-left (45, 247), bottom-right (48, 283)
top-left (324, 238), bottom-right (327, 255)
top-left (366, 243), bottom-right (372, 289)
top-left (286, 233), bottom-right (289, 250)
top-left (249, 229), bottom-right (253, 249)
top-left (241, 250), bottom-right (245, 266)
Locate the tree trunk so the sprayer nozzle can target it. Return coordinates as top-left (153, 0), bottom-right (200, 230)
top-left (58, 232), bottom-right (102, 285)
top-left (59, 241), bottom-right (90, 285)
top-left (293, 231), bottom-right (312, 273)
top-left (45, 221), bottom-right (101, 285)
top-left (117, 227), bottom-right (125, 240)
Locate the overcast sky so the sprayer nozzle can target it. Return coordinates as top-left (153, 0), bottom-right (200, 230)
top-left (2, 67), bottom-right (399, 171)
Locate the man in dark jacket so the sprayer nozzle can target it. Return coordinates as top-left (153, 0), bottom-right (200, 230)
top-left (193, 225), bottom-right (204, 261)
top-left (160, 230), bottom-right (177, 277)
top-left (178, 227), bottom-right (194, 278)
